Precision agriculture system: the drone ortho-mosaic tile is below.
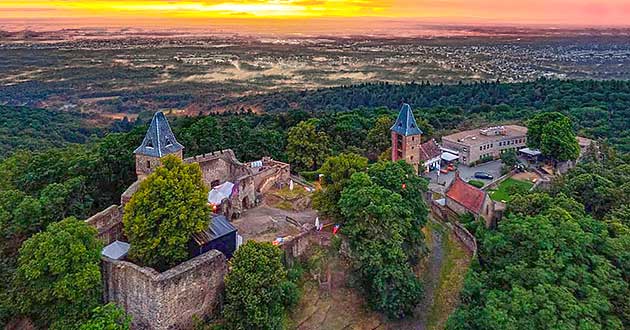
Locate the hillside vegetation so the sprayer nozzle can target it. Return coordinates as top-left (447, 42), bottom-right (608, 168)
top-left (235, 79), bottom-right (630, 151)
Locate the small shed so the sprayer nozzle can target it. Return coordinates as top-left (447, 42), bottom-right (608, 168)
top-left (102, 241), bottom-right (130, 260)
top-left (190, 215), bottom-right (238, 259)
top-left (519, 147), bottom-right (542, 161)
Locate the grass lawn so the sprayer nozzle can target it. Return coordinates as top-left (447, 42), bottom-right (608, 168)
top-left (489, 178), bottom-right (533, 202)
top-left (272, 186), bottom-right (310, 200)
top-left (426, 229), bottom-right (472, 330)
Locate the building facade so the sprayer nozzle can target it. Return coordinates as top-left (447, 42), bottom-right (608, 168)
top-left (418, 139), bottom-right (442, 173)
top-left (441, 125), bottom-right (528, 165)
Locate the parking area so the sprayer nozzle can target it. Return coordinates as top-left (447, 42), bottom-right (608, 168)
top-left (426, 160), bottom-right (503, 193)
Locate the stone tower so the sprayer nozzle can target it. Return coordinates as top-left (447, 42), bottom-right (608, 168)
top-left (133, 112), bottom-right (184, 180)
top-left (391, 103), bottom-right (423, 173)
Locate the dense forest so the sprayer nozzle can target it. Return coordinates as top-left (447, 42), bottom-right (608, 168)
top-left (234, 79), bottom-right (630, 152)
top-left (0, 106), bottom-right (111, 158)
top-left (448, 152), bottom-right (630, 330)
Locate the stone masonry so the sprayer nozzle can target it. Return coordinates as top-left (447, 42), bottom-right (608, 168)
top-left (86, 112), bottom-right (292, 330)
top-left (102, 250), bottom-right (227, 330)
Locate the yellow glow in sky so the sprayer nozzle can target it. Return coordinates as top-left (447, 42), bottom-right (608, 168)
top-left (3, 0), bottom-right (386, 18)
top-left (2, 0), bottom-right (630, 25)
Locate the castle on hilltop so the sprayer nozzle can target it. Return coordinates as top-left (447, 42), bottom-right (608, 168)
top-left (123, 111), bottom-right (291, 219)
top-left (86, 111), bottom-right (291, 330)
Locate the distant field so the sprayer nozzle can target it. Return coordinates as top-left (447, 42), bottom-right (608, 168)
top-left (1, 35), bottom-right (629, 115)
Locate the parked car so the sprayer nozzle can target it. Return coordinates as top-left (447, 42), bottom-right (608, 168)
top-left (474, 171), bottom-right (494, 180)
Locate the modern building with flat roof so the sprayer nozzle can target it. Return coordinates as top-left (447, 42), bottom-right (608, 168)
top-left (441, 125), bottom-right (528, 165)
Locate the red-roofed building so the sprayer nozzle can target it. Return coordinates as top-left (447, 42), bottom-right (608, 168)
top-left (418, 139), bottom-right (442, 173)
top-left (445, 172), bottom-right (499, 227)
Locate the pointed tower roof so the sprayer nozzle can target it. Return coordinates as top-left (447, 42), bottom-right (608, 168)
top-left (391, 103), bottom-right (423, 136)
top-left (134, 112), bottom-right (184, 157)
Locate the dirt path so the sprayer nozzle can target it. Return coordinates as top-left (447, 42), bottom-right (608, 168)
top-left (289, 220), bottom-right (472, 330)
top-left (393, 220), bottom-right (446, 330)
top-left (417, 222), bottom-right (446, 329)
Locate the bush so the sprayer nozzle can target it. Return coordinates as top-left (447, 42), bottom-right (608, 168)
top-left (468, 180), bottom-right (485, 188)
top-left (79, 303), bottom-right (131, 330)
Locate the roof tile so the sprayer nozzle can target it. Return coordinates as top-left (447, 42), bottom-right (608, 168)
top-left (446, 173), bottom-right (486, 214)
top-left (134, 112), bottom-right (184, 157)
top-left (391, 103), bottom-right (423, 136)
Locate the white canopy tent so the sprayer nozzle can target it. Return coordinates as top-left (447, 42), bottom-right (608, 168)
top-left (208, 181), bottom-right (235, 205)
top-left (441, 152), bottom-right (459, 162)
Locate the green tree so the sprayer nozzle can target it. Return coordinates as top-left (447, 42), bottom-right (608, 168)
top-left (14, 217), bottom-right (103, 329)
top-left (180, 116), bottom-right (224, 157)
top-left (366, 115), bottom-right (393, 160)
top-left (223, 241), bottom-right (298, 330)
top-left (500, 149), bottom-right (518, 168)
top-left (527, 112), bottom-right (580, 162)
top-left (286, 121), bottom-right (331, 172)
top-left (312, 153), bottom-right (368, 221)
top-left (564, 173), bottom-right (616, 218)
top-left (527, 112), bottom-right (566, 149)
top-left (79, 304), bottom-right (131, 330)
top-left (123, 155), bottom-right (210, 271)
top-left (367, 160), bottom-right (429, 264)
top-left (447, 195), bottom-right (630, 330)
top-left (339, 172), bottom-right (423, 319)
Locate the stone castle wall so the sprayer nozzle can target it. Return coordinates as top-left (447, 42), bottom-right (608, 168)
top-left (102, 250), bottom-right (228, 330)
top-left (88, 147), bottom-right (291, 329)
top-left (85, 205), bottom-right (124, 245)
top-left (136, 150), bottom-right (184, 180)
top-left (449, 220), bottom-right (478, 258)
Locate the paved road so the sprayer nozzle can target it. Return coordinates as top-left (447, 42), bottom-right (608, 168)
top-left (426, 160), bottom-right (503, 194)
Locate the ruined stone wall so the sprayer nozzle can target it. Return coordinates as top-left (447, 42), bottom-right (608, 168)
top-left (186, 150), bottom-right (254, 188)
top-left (102, 250), bottom-right (228, 330)
top-left (444, 197), bottom-right (471, 218)
top-left (254, 166), bottom-right (289, 194)
top-left (281, 224), bottom-right (315, 266)
top-left (480, 197), bottom-right (495, 228)
top-left (85, 205), bottom-right (124, 245)
top-left (197, 157), bottom-right (232, 187)
top-left (121, 181), bottom-right (141, 205)
top-left (449, 220), bottom-right (478, 258)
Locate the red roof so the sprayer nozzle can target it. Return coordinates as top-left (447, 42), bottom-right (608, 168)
top-left (419, 139), bottom-right (441, 162)
top-left (446, 173), bottom-right (486, 214)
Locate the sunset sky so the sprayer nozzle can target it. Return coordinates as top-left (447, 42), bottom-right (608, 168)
top-left (2, 0), bottom-right (630, 28)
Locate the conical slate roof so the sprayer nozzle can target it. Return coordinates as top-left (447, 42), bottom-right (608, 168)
top-left (134, 112), bottom-right (184, 157)
top-left (391, 103), bottom-right (423, 136)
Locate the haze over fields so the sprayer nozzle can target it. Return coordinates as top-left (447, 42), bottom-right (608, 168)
top-left (1, 27), bottom-right (630, 118)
